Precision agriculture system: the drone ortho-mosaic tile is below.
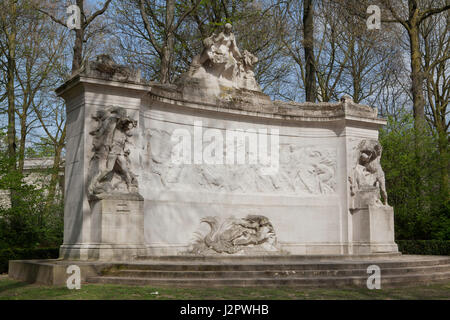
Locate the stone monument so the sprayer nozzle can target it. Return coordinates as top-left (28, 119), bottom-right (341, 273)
top-left (55, 24), bottom-right (397, 260)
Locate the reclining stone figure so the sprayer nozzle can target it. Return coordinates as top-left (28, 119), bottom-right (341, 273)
top-left (187, 23), bottom-right (260, 91)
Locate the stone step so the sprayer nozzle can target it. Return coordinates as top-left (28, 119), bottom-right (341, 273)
top-left (103, 257), bottom-right (450, 272)
top-left (134, 253), bottom-right (402, 262)
top-left (87, 271), bottom-right (450, 288)
top-left (103, 264), bottom-right (450, 279)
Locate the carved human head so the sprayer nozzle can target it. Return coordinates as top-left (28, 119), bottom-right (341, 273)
top-left (224, 23), bottom-right (232, 34)
top-left (118, 117), bottom-right (137, 131)
top-left (359, 152), bottom-right (371, 165)
top-left (374, 143), bottom-right (382, 156)
top-left (92, 109), bottom-right (109, 121)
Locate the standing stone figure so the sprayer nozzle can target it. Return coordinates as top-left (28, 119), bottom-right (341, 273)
top-left (350, 140), bottom-right (388, 205)
top-left (88, 106), bottom-right (138, 196)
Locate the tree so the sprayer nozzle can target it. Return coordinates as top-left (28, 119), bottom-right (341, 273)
top-left (283, 0), bottom-right (401, 103)
top-left (303, 0), bottom-right (316, 101)
top-left (37, 0), bottom-right (112, 73)
top-left (379, 0), bottom-right (450, 128)
top-left (0, 0), bottom-right (18, 169)
top-left (421, 9), bottom-right (449, 204)
top-left (137, 0), bottom-right (201, 83)
top-left (14, 8), bottom-right (66, 173)
top-left (380, 113), bottom-right (449, 240)
top-left (32, 94), bottom-right (66, 205)
top-left (115, 0), bottom-right (289, 92)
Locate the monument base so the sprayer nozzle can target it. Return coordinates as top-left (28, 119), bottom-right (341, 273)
top-left (59, 244), bottom-right (148, 261)
top-left (9, 254), bottom-right (450, 287)
top-left (351, 204), bottom-right (398, 254)
top-left (60, 194), bottom-right (146, 261)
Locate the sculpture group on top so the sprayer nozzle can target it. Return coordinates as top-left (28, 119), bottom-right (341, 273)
top-left (88, 106), bottom-right (139, 197)
top-left (349, 139), bottom-right (388, 206)
top-left (186, 23), bottom-right (261, 91)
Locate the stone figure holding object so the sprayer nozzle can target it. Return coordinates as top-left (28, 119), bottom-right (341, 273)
top-left (88, 106), bottom-right (139, 196)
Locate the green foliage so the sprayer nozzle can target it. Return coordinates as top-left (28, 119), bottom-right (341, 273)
top-left (25, 137), bottom-right (56, 158)
top-left (0, 247), bottom-right (59, 273)
top-left (0, 152), bottom-right (63, 250)
top-left (380, 113), bottom-right (450, 240)
top-left (397, 240), bottom-right (450, 256)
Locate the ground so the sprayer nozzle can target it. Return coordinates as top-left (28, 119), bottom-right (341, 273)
top-left (0, 276), bottom-right (449, 300)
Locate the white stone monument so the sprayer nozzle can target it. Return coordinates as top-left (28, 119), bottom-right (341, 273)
top-left (56, 26), bottom-right (397, 260)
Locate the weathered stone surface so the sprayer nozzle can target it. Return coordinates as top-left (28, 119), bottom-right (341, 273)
top-left (187, 215), bottom-right (281, 255)
top-left (352, 205), bottom-right (397, 254)
top-left (88, 106), bottom-right (139, 196)
top-left (52, 54), bottom-right (398, 260)
top-left (349, 139), bottom-right (388, 206)
top-left (178, 23), bottom-right (260, 93)
top-left (82, 54), bottom-right (141, 83)
top-left (9, 255), bottom-right (450, 287)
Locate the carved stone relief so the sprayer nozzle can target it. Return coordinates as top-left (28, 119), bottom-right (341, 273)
top-left (144, 128), bottom-right (337, 195)
top-left (187, 214), bottom-right (279, 255)
top-left (88, 106), bottom-right (139, 196)
top-left (349, 139), bottom-right (388, 206)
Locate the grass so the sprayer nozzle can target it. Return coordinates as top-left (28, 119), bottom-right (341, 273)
top-left (0, 276), bottom-right (449, 300)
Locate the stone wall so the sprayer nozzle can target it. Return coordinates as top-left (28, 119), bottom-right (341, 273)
top-left (55, 60), bottom-right (397, 259)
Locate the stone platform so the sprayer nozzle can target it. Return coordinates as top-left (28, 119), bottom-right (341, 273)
top-left (9, 254), bottom-right (450, 288)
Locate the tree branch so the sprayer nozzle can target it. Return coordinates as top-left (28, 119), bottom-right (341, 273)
top-left (85, 0), bottom-right (113, 26)
top-left (139, 0), bottom-right (162, 55)
top-left (419, 5), bottom-right (450, 23)
top-left (36, 9), bottom-right (66, 27)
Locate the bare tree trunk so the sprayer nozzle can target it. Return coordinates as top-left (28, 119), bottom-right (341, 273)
top-left (303, 0), bottom-right (316, 102)
top-left (408, 24), bottom-right (425, 126)
top-left (6, 0), bottom-right (17, 169)
top-left (72, 0), bottom-right (85, 73)
top-left (47, 142), bottom-right (64, 205)
top-left (161, 0), bottom-right (175, 83)
top-left (18, 116), bottom-right (27, 173)
top-left (408, 19), bottom-right (426, 212)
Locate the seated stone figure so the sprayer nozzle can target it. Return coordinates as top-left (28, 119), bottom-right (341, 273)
top-left (187, 23), bottom-right (260, 92)
top-left (198, 23), bottom-right (242, 80)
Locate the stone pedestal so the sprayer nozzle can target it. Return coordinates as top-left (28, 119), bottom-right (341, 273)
top-left (60, 194), bottom-right (146, 260)
top-left (351, 189), bottom-right (397, 253)
top-left (89, 194), bottom-right (144, 244)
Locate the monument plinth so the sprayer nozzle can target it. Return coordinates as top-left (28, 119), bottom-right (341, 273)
top-left (54, 25), bottom-right (397, 260)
